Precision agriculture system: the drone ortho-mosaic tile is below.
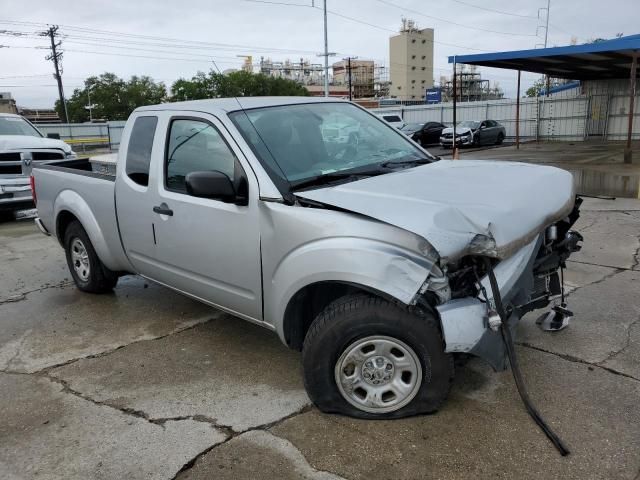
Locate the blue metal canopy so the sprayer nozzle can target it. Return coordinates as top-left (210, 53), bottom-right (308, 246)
top-left (448, 35), bottom-right (640, 80)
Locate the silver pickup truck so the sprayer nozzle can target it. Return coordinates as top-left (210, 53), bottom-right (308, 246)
top-left (0, 113), bottom-right (76, 215)
top-left (32, 97), bottom-right (582, 419)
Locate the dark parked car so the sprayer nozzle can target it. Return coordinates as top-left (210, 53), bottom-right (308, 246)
top-left (440, 120), bottom-right (506, 148)
top-left (400, 122), bottom-right (447, 146)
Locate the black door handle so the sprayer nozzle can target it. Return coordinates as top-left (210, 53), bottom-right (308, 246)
top-left (153, 204), bottom-right (173, 216)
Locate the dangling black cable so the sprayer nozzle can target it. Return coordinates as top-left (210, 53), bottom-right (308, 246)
top-left (483, 258), bottom-right (570, 456)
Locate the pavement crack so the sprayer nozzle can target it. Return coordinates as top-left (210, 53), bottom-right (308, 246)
top-left (170, 404), bottom-right (314, 479)
top-left (17, 315), bottom-right (220, 375)
top-left (0, 280), bottom-right (73, 305)
top-left (596, 317), bottom-right (640, 366)
top-left (563, 265), bottom-right (625, 296)
top-left (41, 372), bottom-right (163, 427)
top-left (518, 342), bottom-right (640, 382)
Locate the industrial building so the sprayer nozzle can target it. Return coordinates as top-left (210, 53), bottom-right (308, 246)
top-left (0, 92), bottom-right (18, 114)
top-left (440, 65), bottom-right (504, 102)
top-left (389, 19), bottom-right (434, 101)
top-left (332, 59), bottom-right (375, 99)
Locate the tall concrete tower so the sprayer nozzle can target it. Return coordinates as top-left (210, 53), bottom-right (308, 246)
top-left (389, 19), bottom-right (434, 100)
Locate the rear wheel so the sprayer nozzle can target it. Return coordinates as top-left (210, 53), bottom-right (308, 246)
top-left (302, 294), bottom-right (454, 419)
top-left (64, 220), bottom-right (118, 293)
top-left (495, 132), bottom-right (505, 145)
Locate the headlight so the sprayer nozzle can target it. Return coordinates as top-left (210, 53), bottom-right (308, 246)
top-left (65, 150), bottom-right (77, 158)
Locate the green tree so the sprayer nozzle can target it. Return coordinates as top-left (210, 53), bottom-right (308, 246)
top-left (56, 73), bottom-right (167, 122)
top-left (526, 76), bottom-right (547, 97)
top-left (170, 69), bottom-right (309, 101)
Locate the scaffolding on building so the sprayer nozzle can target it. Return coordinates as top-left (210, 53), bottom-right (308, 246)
top-left (259, 57), bottom-right (325, 85)
top-left (441, 65), bottom-right (504, 102)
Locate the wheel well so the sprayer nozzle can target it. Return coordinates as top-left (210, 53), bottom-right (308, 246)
top-left (56, 210), bottom-right (79, 245)
top-left (283, 281), bottom-right (396, 351)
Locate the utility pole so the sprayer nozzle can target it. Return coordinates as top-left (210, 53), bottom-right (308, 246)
top-left (316, 0), bottom-right (335, 98)
top-left (41, 26), bottom-right (68, 123)
top-left (343, 56), bottom-right (358, 101)
top-left (322, 0), bottom-right (329, 96)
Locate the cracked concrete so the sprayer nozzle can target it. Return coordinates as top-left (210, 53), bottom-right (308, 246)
top-left (270, 348), bottom-right (640, 480)
top-left (48, 316), bottom-right (311, 432)
top-left (1, 197), bottom-right (640, 479)
top-left (0, 372), bottom-right (227, 480)
top-left (0, 276), bottom-right (217, 373)
top-left (176, 430), bottom-right (345, 480)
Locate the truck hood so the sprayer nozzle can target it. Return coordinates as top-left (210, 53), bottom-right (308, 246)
top-left (0, 135), bottom-right (71, 152)
top-left (295, 160), bottom-right (575, 261)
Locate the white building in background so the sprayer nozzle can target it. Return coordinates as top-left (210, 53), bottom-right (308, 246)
top-left (389, 19), bottom-right (434, 101)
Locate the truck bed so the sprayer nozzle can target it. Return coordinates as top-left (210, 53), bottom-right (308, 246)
top-left (32, 161), bottom-right (131, 272)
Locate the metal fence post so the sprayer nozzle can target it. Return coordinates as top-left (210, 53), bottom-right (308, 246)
top-left (536, 97), bottom-right (541, 142)
top-left (603, 94), bottom-right (612, 142)
top-left (584, 95), bottom-right (591, 139)
top-left (107, 124), bottom-right (112, 152)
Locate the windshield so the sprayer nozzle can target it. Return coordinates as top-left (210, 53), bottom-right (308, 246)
top-left (457, 121), bottom-right (480, 129)
top-left (401, 123), bottom-right (424, 131)
top-left (230, 103), bottom-right (430, 189)
top-left (0, 116), bottom-right (42, 137)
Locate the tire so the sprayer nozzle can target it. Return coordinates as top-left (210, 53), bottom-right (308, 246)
top-left (495, 133), bottom-right (504, 145)
top-left (302, 294), bottom-right (454, 419)
top-left (64, 220), bottom-right (118, 293)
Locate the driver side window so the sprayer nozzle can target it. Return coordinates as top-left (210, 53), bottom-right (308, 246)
top-left (166, 118), bottom-right (237, 194)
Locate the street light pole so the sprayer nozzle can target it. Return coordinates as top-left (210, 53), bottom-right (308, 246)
top-left (87, 86), bottom-right (93, 122)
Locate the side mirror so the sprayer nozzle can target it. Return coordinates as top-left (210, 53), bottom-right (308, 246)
top-left (185, 171), bottom-right (237, 203)
top-left (47, 133), bottom-right (61, 139)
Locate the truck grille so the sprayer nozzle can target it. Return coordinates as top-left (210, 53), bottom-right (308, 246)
top-left (33, 151), bottom-right (65, 160)
top-left (0, 152), bottom-right (21, 162)
top-left (0, 165), bottom-right (22, 175)
top-left (0, 150), bottom-right (65, 162)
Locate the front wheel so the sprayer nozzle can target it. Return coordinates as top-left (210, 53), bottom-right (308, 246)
top-left (302, 294), bottom-right (454, 419)
top-left (64, 220), bottom-right (118, 293)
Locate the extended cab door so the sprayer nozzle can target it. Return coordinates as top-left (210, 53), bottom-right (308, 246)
top-left (147, 113), bottom-right (262, 321)
top-left (115, 113), bottom-right (162, 275)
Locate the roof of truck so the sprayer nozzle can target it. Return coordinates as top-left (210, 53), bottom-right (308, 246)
top-left (136, 96), bottom-right (346, 115)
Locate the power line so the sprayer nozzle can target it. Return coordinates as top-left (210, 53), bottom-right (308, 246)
top-left (442, 0), bottom-right (537, 19)
top-left (370, 0), bottom-right (537, 37)
top-left (313, 6), bottom-right (486, 51)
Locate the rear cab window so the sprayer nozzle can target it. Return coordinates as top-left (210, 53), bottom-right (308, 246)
top-left (125, 116), bottom-right (158, 186)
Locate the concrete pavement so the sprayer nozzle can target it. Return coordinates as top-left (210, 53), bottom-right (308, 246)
top-left (1, 197), bottom-right (639, 479)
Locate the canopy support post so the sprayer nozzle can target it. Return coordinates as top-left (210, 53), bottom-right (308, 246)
top-left (624, 52), bottom-right (637, 164)
top-left (453, 58), bottom-right (459, 159)
top-left (516, 70), bottom-right (521, 150)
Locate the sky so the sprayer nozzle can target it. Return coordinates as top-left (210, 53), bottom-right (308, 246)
top-left (1, 0), bottom-right (638, 108)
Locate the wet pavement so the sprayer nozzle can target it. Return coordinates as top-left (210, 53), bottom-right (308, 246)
top-left (432, 141), bottom-right (640, 198)
top-left (1, 198), bottom-right (639, 480)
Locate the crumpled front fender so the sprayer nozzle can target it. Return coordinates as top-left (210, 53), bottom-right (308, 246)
top-left (268, 237), bottom-right (436, 342)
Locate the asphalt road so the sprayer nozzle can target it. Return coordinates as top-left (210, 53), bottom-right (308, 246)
top-left (1, 199), bottom-right (639, 480)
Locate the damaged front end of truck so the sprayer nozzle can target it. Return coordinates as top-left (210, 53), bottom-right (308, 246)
top-left (419, 197), bottom-right (583, 370)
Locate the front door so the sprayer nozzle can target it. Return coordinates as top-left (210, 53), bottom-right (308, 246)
top-left (150, 114), bottom-right (262, 321)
